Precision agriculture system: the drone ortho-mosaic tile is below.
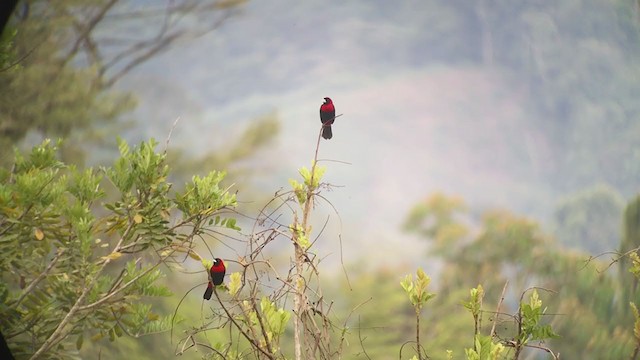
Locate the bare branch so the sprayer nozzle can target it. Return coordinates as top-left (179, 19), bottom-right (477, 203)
top-left (504, 340), bottom-right (559, 360)
top-left (62, 0), bottom-right (120, 67)
top-left (164, 116), bottom-right (182, 154)
top-left (212, 287), bottom-right (275, 359)
top-left (491, 280), bottom-right (509, 338)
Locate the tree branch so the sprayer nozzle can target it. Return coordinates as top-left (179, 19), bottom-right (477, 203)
top-left (62, 0), bottom-right (120, 67)
top-left (13, 248), bottom-right (65, 308)
top-left (29, 220), bottom-right (135, 359)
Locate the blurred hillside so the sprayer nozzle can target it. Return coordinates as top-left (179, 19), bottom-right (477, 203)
top-left (119, 0), bottom-right (640, 258)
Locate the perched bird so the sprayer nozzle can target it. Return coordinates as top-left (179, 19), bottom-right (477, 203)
top-left (203, 258), bottom-right (226, 300)
top-left (319, 97), bottom-right (336, 139)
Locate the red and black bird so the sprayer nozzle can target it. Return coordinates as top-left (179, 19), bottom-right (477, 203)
top-left (319, 97), bottom-right (336, 139)
top-left (203, 258), bottom-right (226, 300)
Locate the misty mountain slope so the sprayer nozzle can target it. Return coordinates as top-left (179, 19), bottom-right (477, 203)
top-left (117, 0), bottom-right (640, 259)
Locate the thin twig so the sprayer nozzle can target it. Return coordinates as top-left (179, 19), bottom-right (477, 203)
top-left (357, 315), bottom-right (372, 360)
top-left (0, 42), bottom-right (41, 72)
top-left (491, 280), bottom-right (509, 338)
top-left (213, 287), bottom-right (274, 359)
top-left (164, 116), bottom-right (181, 154)
top-left (504, 340), bottom-right (559, 360)
top-left (170, 283), bottom-right (202, 346)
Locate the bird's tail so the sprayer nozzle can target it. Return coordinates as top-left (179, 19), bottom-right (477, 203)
top-left (203, 283), bottom-right (213, 300)
top-left (322, 125), bottom-right (332, 139)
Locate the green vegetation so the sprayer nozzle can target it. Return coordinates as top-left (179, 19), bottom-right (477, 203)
top-left (2, 0), bottom-right (640, 359)
top-left (1, 137), bottom-right (639, 359)
top-left (400, 193), bottom-right (637, 358)
top-left (11, 136), bottom-right (639, 359)
top-left (553, 184), bottom-right (624, 254)
top-left (0, 139), bottom-right (236, 358)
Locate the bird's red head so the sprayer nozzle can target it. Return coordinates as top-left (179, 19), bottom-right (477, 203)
top-left (212, 258), bottom-right (225, 271)
top-left (323, 97), bottom-right (332, 104)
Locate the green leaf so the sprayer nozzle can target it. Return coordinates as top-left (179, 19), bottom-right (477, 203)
top-left (529, 289), bottom-right (541, 310)
top-left (465, 335), bottom-right (504, 360)
top-left (117, 136), bottom-right (130, 157)
top-left (260, 296), bottom-right (291, 337)
top-left (400, 274), bottom-right (413, 294)
top-left (290, 224), bottom-right (310, 249)
top-left (289, 178), bottom-right (306, 205)
top-left (629, 252), bottom-right (640, 279)
top-left (202, 259), bottom-right (213, 271)
top-left (228, 272), bottom-right (242, 296)
top-left (299, 167), bottom-right (311, 185)
top-left (75, 334), bottom-right (83, 350)
top-left (446, 350), bottom-right (453, 360)
top-left (631, 302), bottom-right (640, 341)
top-left (224, 218), bottom-right (241, 231)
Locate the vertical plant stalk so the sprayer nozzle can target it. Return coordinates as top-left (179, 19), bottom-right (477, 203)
top-left (292, 118), bottom-right (337, 360)
top-left (293, 229), bottom-right (305, 360)
top-left (514, 303), bottom-right (524, 360)
top-left (292, 157), bottom-right (317, 359)
top-left (490, 280), bottom-right (508, 338)
top-left (416, 308), bottom-right (423, 360)
top-left (472, 303), bottom-right (480, 353)
top-left (401, 269), bottom-right (434, 360)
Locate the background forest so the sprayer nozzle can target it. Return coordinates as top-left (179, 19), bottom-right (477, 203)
top-left (1, 0), bottom-right (640, 359)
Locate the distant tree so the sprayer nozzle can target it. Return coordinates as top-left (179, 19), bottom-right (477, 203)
top-left (0, 0), bottom-right (247, 165)
top-left (553, 183), bottom-right (624, 254)
top-left (403, 193), bottom-right (468, 257)
top-left (621, 195), bottom-right (640, 257)
top-left (620, 195), bottom-right (640, 295)
top-left (166, 113), bottom-right (281, 190)
top-left (404, 193), bottom-right (636, 358)
top-left (333, 267), bottom-right (414, 358)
